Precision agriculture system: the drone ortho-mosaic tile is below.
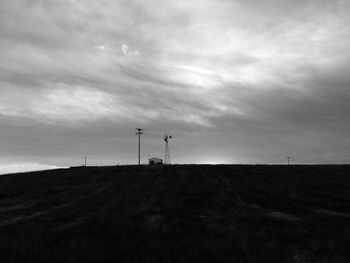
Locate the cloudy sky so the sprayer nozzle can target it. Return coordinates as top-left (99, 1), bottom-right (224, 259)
top-left (1, 0), bottom-right (350, 173)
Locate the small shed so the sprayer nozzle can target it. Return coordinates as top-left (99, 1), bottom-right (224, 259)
top-left (148, 157), bottom-right (163, 165)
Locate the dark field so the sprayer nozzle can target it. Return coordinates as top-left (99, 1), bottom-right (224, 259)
top-left (0, 165), bottom-right (349, 262)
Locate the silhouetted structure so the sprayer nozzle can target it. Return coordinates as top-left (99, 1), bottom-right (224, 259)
top-left (164, 134), bottom-right (172, 164)
top-left (148, 157), bottom-right (163, 165)
top-left (135, 128), bottom-right (143, 165)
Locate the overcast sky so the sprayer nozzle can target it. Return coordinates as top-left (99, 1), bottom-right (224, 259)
top-left (1, 0), bottom-right (350, 173)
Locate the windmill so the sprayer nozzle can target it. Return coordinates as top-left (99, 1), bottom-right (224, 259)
top-left (164, 134), bottom-right (172, 164)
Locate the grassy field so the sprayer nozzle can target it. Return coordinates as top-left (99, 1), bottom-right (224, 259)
top-left (0, 165), bottom-right (349, 262)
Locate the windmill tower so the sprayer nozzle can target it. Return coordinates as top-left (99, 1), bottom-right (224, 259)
top-left (164, 134), bottom-right (172, 164)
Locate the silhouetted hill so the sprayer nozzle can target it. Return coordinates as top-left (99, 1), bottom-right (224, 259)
top-left (0, 165), bottom-right (349, 262)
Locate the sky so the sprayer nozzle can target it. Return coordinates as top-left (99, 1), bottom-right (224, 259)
top-left (1, 0), bottom-right (350, 173)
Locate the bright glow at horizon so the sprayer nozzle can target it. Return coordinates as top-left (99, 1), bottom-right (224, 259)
top-left (1, 0), bottom-right (350, 173)
top-left (0, 163), bottom-right (64, 175)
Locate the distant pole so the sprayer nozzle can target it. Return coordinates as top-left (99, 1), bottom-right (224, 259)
top-left (84, 156), bottom-right (87, 166)
top-left (287, 156), bottom-right (290, 165)
top-left (135, 128), bottom-right (143, 165)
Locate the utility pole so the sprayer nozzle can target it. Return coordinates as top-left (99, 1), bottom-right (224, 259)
top-left (135, 128), bottom-right (143, 165)
top-left (287, 156), bottom-right (290, 165)
top-left (84, 156), bottom-right (87, 166)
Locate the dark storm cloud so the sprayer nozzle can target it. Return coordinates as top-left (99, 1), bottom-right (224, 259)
top-left (1, 0), bottom-right (350, 171)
